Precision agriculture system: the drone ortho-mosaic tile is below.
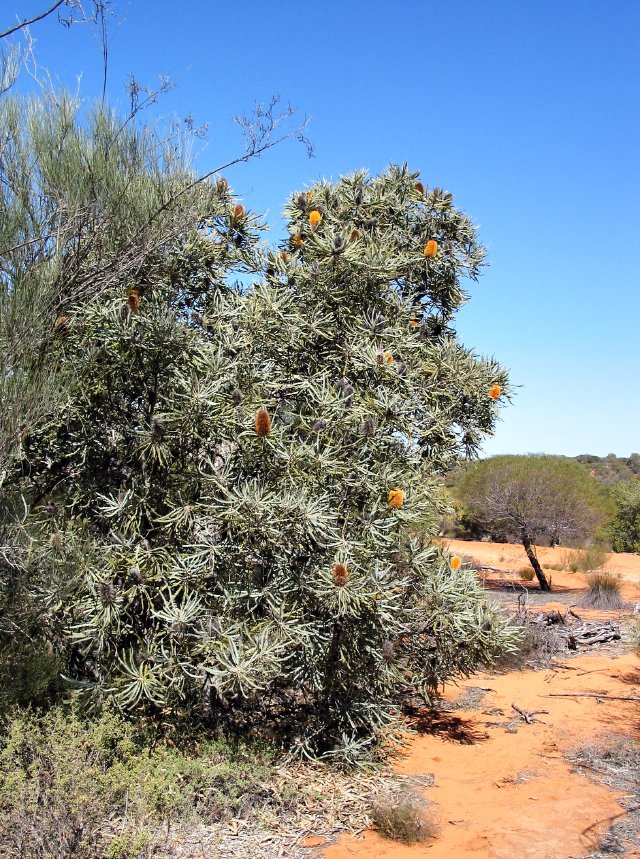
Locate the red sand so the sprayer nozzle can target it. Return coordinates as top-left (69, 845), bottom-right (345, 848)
top-left (319, 541), bottom-right (640, 859)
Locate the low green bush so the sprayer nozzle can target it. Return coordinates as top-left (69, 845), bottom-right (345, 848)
top-left (0, 706), bottom-right (274, 859)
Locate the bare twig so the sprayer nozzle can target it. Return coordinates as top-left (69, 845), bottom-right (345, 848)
top-left (0, 0), bottom-right (66, 40)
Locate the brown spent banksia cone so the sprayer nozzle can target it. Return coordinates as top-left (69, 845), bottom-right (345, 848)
top-left (255, 408), bottom-right (272, 436)
top-left (332, 563), bottom-right (349, 587)
top-left (127, 288), bottom-right (140, 312)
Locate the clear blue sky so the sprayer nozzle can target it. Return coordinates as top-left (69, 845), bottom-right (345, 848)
top-left (6, 0), bottom-right (640, 458)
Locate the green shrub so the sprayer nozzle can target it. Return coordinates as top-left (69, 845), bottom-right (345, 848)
top-left (4, 120), bottom-right (520, 759)
top-left (0, 706), bottom-right (274, 859)
top-left (609, 479), bottom-right (640, 553)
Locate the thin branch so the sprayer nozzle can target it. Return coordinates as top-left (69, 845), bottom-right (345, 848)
top-left (0, 0), bottom-right (66, 40)
top-left (543, 693), bottom-right (640, 702)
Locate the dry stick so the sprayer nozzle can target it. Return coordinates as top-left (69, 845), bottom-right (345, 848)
top-left (576, 668), bottom-right (613, 677)
top-left (511, 703), bottom-right (549, 724)
top-left (543, 693), bottom-right (640, 702)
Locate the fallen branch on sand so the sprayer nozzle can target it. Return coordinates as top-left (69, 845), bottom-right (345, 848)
top-left (543, 693), bottom-right (640, 702)
top-left (511, 703), bottom-right (549, 724)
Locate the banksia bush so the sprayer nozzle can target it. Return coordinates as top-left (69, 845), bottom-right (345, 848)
top-left (9, 164), bottom-right (515, 763)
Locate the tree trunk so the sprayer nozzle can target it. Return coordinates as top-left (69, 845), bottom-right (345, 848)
top-left (521, 533), bottom-right (552, 591)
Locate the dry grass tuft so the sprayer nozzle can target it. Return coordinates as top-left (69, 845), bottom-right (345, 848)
top-left (581, 571), bottom-right (625, 609)
top-left (559, 545), bottom-right (609, 574)
top-left (517, 566), bottom-right (536, 582)
top-left (370, 788), bottom-right (439, 844)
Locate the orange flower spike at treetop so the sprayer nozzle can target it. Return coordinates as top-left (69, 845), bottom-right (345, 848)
top-left (388, 488), bottom-right (404, 509)
top-left (450, 556), bottom-right (462, 570)
top-left (415, 181), bottom-right (425, 195)
top-left (488, 384), bottom-right (502, 400)
top-left (233, 204), bottom-right (245, 220)
top-left (255, 408), bottom-right (272, 437)
top-left (309, 210), bottom-right (322, 227)
top-left (332, 563), bottom-right (349, 587)
top-left (292, 234), bottom-right (303, 248)
top-left (409, 320), bottom-right (418, 328)
top-left (424, 239), bottom-right (438, 258)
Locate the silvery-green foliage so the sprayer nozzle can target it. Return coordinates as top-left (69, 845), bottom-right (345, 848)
top-left (12, 164), bottom-right (518, 760)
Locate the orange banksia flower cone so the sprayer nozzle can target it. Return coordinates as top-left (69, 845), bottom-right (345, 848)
top-left (292, 234), bottom-right (303, 248)
top-left (450, 556), bottom-right (462, 570)
top-left (332, 563), bottom-right (349, 587)
top-left (388, 488), bottom-right (404, 509)
top-left (423, 239), bottom-right (438, 258)
top-left (415, 181), bottom-right (425, 195)
top-left (383, 351), bottom-right (394, 364)
top-left (233, 204), bottom-right (245, 220)
top-left (255, 408), bottom-right (272, 436)
top-left (309, 210), bottom-right (322, 227)
top-left (488, 384), bottom-right (502, 400)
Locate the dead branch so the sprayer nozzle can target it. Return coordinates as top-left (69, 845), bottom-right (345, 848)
top-left (0, 0), bottom-right (66, 40)
top-left (543, 693), bottom-right (640, 702)
top-left (511, 703), bottom-right (549, 724)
